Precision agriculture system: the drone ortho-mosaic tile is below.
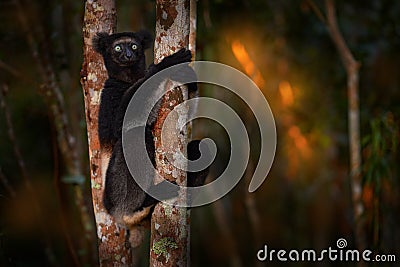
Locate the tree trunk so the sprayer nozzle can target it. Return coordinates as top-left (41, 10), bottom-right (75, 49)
top-left (80, 0), bottom-right (133, 266)
top-left (324, 0), bottom-right (365, 255)
top-left (14, 0), bottom-right (96, 264)
top-left (150, 0), bottom-right (192, 266)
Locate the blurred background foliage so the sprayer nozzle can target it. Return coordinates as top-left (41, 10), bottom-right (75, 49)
top-left (0, 0), bottom-right (399, 266)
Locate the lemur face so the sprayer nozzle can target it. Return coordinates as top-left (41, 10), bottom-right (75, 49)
top-left (92, 31), bottom-right (153, 70)
top-left (111, 37), bottom-right (141, 66)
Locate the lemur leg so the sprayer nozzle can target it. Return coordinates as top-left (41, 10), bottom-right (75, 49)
top-left (123, 207), bottom-right (152, 226)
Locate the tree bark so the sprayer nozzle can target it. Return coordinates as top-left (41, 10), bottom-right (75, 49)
top-left (324, 0), bottom-right (365, 254)
top-left (306, 2), bottom-right (366, 263)
top-left (150, 1), bottom-right (192, 266)
top-left (80, 0), bottom-right (133, 266)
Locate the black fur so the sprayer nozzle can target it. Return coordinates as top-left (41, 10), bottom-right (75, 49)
top-left (94, 31), bottom-right (153, 149)
top-left (93, 31), bottom-right (152, 83)
top-left (93, 31), bottom-right (208, 224)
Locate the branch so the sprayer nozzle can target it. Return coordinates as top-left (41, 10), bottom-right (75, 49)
top-left (0, 84), bottom-right (30, 184)
top-left (50, 120), bottom-right (80, 266)
top-left (0, 59), bottom-right (24, 80)
top-left (325, 0), bottom-right (360, 72)
top-left (0, 166), bottom-right (16, 198)
top-left (39, 83), bottom-right (80, 173)
top-left (306, 0), bottom-right (327, 25)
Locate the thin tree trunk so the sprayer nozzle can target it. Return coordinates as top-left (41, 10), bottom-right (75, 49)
top-left (13, 0), bottom-right (96, 264)
top-left (81, 1), bottom-right (133, 266)
top-left (324, 0), bottom-right (365, 254)
top-left (243, 161), bottom-right (262, 267)
top-left (1, 84), bottom-right (57, 265)
top-left (150, 0), bottom-right (192, 266)
top-left (307, 0), bottom-right (365, 258)
top-left (212, 200), bottom-right (242, 267)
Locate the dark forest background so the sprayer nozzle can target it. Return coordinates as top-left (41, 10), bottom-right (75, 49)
top-left (0, 0), bottom-right (399, 266)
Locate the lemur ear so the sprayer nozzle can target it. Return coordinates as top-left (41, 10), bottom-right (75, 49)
top-left (136, 30), bottom-right (153, 50)
top-left (92, 32), bottom-right (110, 55)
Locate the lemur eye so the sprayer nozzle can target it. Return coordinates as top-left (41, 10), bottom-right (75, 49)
top-left (114, 45), bottom-right (122, 52)
top-left (131, 44), bottom-right (137, 50)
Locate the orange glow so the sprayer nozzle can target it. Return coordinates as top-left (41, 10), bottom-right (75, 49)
top-left (288, 126), bottom-right (311, 158)
top-left (231, 40), bottom-right (265, 88)
top-left (279, 81), bottom-right (294, 106)
top-left (362, 184), bottom-right (374, 209)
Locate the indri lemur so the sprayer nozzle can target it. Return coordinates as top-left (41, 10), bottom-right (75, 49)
top-left (93, 31), bottom-right (207, 245)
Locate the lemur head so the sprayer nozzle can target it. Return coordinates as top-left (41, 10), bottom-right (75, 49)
top-left (92, 30), bottom-right (153, 82)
